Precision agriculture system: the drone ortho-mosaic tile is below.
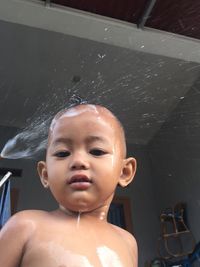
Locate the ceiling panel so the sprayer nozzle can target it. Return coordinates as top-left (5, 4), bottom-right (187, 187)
top-left (0, 19), bottom-right (199, 145)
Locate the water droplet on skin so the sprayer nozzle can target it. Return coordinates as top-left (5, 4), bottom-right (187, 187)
top-left (97, 246), bottom-right (123, 267)
top-left (76, 212), bottom-right (81, 228)
top-left (44, 242), bottom-right (94, 266)
top-left (99, 212), bottom-right (106, 220)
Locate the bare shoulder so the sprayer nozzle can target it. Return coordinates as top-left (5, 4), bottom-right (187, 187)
top-left (111, 224), bottom-right (138, 265)
top-left (0, 210), bottom-right (48, 267)
top-left (0, 209), bottom-right (50, 238)
top-left (3, 209), bottom-right (48, 223)
top-left (112, 224), bottom-right (137, 248)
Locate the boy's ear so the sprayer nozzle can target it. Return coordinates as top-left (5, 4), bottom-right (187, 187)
top-left (118, 157), bottom-right (137, 187)
top-left (37, 161), bottom-right (49, 188)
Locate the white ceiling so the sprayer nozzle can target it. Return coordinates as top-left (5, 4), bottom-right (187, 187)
top-left (0, 0), bottom-right (200, 145)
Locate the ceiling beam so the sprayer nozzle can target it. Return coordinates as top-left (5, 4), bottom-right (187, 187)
top-left (137, 0), bottom-right (157, 29)
top-left (0, 0), bottom-right (200, 63)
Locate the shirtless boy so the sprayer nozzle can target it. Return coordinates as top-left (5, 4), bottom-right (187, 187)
top-left (0, 104), bottom-right (137, 267)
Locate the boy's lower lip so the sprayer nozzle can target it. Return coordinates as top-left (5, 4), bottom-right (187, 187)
top-left (69, 182), bottom-right (92, 190)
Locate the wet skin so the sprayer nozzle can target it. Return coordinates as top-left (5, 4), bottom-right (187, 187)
top-left (0, 105), bottom-right (137, 267)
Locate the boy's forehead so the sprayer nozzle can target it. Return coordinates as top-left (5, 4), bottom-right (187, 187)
top-left (48, 104), bottom-right (126, 156)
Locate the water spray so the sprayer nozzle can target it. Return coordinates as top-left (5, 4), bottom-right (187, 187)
top-left (0, 95), bottom-right (87, 160)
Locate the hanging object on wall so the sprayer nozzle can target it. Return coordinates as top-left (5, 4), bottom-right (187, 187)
top-left (157, 202), bottom-right (195, 260)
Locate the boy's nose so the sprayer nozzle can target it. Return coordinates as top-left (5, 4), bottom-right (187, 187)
top-left (69, 153), bottom-right (89, 170)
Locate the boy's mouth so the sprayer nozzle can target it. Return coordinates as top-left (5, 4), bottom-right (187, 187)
top-left (69, 175), bottom-right (92, 184)
top-left (68, 175), bottom-right (92, 190)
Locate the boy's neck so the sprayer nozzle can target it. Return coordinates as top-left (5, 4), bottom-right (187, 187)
top-left (58, 204), bottom-right (109, 222)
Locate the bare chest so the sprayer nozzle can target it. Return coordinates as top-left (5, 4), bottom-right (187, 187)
top-left (20, 228), bottom-right (133, 267)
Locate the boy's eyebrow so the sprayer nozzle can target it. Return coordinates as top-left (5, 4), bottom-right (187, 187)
top-left (51, 137), bottom-right (73, 146)
top-left (51, 136), bottom-right (110, 146)
top-left (85, 135), bottom-right (110, 144)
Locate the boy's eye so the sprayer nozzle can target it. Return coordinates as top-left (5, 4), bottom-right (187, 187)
top-left (90, 149), bottom-right (107, 156)
top-left (54, 151), bottom-right (70, 157)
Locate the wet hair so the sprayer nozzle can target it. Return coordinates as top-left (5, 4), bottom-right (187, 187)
top-left (48, 102), bottom-right (127, 158)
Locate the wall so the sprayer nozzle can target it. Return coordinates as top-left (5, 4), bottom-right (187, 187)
top-left (118, 143), bottom-right (159, 266)
top-left (148, 82), bottom-right (200, 245)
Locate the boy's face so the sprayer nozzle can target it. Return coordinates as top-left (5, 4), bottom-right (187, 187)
top-left (38, 105), bottom-right (136, 213)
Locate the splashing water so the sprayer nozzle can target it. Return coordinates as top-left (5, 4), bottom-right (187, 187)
top-left (0, 95), bottom-right (87, 160)
top-left (1, 119), bottom-right (50, 159)
top-left (69, 95), bottom-right (88, 107)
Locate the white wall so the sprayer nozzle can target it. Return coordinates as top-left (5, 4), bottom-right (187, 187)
top-left (149, 83), bottom-right (200, 245)
top-left (121, 144), bottom-right (159, 266)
